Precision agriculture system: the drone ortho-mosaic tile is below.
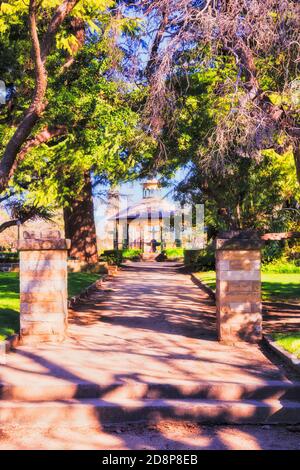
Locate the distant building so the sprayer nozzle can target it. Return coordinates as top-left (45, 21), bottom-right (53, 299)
top-left (108, 179), bottom-right (179, 253)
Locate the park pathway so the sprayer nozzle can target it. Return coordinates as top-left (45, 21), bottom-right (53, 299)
top-left (1, 262), bottom-right (288, 389)
top-left (1, 261), bottom-right (300, 435)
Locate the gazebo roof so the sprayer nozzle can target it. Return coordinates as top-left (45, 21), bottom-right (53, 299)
top-left (110, 196), bottom-right (176, 221)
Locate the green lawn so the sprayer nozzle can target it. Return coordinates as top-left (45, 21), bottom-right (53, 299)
top-left (0, 273), bottom-right (20, 342)
top-left (67, 273), bottom-right (100, 298)
top-left (0, 272), bottom-right (101, 341)
top-left (274, 333), bottom-right (300, 359)
top-left (195, 271), bottom-right (217, 290)
top-left (195, 271), bottom-right (300, 302)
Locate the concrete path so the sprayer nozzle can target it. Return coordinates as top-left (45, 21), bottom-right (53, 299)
top-left (1, 421), bottom-right (300, 450)
top-left (1, 262), bottom-right (300, 450)
top-left (1, 262), bottom-right (289, 392)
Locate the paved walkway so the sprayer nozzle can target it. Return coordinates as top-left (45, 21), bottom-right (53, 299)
top-left (1, 421), bottom-right (300, 450)
top-left (1, 262), bottom-right (291, 396)
top-left (2, 262), bottom-right (300, 449)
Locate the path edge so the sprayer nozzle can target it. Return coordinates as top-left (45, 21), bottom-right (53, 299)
top-left (263, 334), bottom-right (300, 375)
top-left (191, 273), bottom-right (216, 301)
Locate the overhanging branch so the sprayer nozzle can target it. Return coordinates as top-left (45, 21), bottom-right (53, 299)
top-left (0, 0), bottom-right (79, 193)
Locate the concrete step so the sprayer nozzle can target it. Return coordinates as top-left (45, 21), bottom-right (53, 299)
top-left (1, 379), bottom-right (300, 402)
top-left (1, 398), bottom-right (300, 426)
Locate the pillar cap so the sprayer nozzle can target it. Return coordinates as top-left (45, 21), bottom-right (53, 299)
top-left (17, 239), bottom-right (71, 251)
top-left (216, 230), bottom-right (264, 250)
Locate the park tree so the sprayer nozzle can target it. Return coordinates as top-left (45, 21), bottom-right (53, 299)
top-left (125, 1), bottom-right (300, 185)
top-left (0, 0), bottom-right (83, 192)
top-left (0, 0), bottom-right (154, 262)
top-left (152, 52), bottom-right (300, 235)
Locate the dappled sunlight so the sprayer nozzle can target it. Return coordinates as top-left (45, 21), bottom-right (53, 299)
top-left (216, 427), bottom-right (261, 450)
top-left (1, 263), bottom-right (288, 391)
top-left (1, 262), bottom-right (300, 449)
top-left (263, 301), bottom-right (300, 335)
top-left (1, 420), bottom-right (300, 450)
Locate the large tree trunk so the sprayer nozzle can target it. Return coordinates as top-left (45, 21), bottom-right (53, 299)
top-left (64, 172), bottom-right (98, 265)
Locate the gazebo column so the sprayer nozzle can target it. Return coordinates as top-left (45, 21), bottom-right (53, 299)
top-left (114, 218), bottom-right (119, 250)
top-left (216, 232), bottom-right (263, 344)
top-left (18, 232), bottom-right (70, 345)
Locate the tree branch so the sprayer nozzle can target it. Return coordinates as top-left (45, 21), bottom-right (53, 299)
top-left (59, 17), bottom-right (85, 74)
top-left (9, 125), bottom-right (68, 179)
top-left (0, 0), bottom-right (79, 193)
top-left (0, 219), bottom-right (19, 235)
top-left (41, 0), bottom-right (80, 61)
top-left (145, 5), bottom-right (169, 78)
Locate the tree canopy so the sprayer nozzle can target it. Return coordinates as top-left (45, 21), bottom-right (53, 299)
top-left (0, 0), bottom-right (299, 242)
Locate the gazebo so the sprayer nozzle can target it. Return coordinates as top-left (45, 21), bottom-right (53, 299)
top-left (111, 179), bottom-right (177, 253)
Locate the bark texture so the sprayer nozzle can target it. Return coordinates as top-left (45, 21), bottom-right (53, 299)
top-left (64, 172), bottom-right (99, 265)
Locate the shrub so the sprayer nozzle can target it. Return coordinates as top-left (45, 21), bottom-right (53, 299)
top-left (289, 241), bottom-right (300, 260)
top-left (100, 249), bottom-right (123, 266)
top-left (184, 249), bottom-right (201, 267)
top-left (184, 247), bottom-right (215, 271)
top-left (262, 259), bottom-right (300, 273)
top-left (0, 252), bottom-right (19, 263)
top-left (163, 247), bottom-right (184, 261)
top-left (262, 241), bottom-right (284, 264)
top-left (122, 248), bottom-right (142, 261)
top-left (262, 240), bottom-right (300, 272)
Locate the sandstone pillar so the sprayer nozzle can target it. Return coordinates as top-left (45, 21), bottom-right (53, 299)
top-left (18, 231), bottom-right (70, 344)
top-left (216, 232), bottom-right (263, 344)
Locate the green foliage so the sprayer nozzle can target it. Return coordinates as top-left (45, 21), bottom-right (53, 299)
top-left (163, 247), bottom-right (184, 260)
top-left (100, 249), bottom-right (123, 266)
top-left (122, 248), bottom-right (142, 261)
top-left (196, 271), bottom-right (300, 302)
top-left (184, 247), bottom-right (215, 272)
top-left (0, 0), bottom-right (155, 214)
top-left (10, 41), bottom-right (154, 207)
top-left (0, 1), bottom-right (114, 36)
top-left (159, 50), bottom-right (299, 238)
top-left (262, 241), bottom-right (285, 264)
top-left (0, 251), bottom-right (19, 262)
top-left (262, 259), bottom-right (300, 273)
top-left (184, 249), bottom-right (201, 268)
top-left (262, 239), bottom-right (300, 271)
top-left (175, 148), bottom-right (299, 236)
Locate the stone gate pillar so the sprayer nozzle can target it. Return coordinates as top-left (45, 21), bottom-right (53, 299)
top-left (216, 232), bottom-right (263, 344)
top-left (18, 231), bottom-right (70, 344)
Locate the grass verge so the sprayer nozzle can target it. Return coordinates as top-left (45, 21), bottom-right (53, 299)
top-left (274, 333), bottom-right (300, 359)
top-left (195, 271), bottom-right (300, 302)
